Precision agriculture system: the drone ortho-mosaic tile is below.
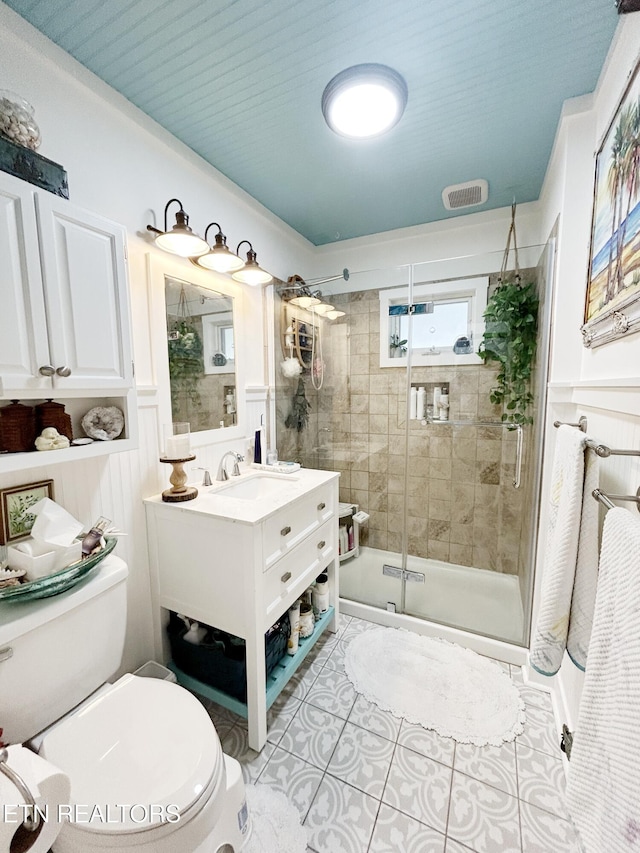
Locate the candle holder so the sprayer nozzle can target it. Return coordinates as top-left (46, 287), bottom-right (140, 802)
top-left (160, 422), bottom-right (198, 502)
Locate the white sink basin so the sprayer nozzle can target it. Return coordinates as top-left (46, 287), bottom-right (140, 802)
top-left (208, 474), bottom-right (295, 501)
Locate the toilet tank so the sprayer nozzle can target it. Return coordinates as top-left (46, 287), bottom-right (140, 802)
top-left (0, 556), bottom-right (128, 745)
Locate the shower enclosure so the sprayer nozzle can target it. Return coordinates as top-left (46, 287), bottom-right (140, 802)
top-left (274, 244), bottom-right (553, 651)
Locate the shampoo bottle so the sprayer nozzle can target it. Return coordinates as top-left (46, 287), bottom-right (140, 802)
top-left (416, 387), bottom-right (426, 420)
top-left (410, 387), bottom-right (418, 419)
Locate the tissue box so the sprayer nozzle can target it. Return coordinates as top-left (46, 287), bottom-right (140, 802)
top-left (8, 539), bottom-right (82, 580)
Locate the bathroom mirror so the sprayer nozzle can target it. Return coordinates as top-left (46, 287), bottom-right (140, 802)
top-left (165, 275), bottom-right (237, 431)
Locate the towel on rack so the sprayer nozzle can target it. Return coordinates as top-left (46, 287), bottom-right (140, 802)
top-left (566, 507), bottom-right (640, 853)
top-left (567, 445), bottom-right (599, 669)
top-left (529, 425), bottom-right (599, 675)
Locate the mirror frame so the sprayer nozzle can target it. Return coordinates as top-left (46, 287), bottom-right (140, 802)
top-left (150, 253), bottom-right (246, 448)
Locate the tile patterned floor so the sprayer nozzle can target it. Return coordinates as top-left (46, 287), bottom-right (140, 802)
top-left (194, 615), bottom-right (582, 853)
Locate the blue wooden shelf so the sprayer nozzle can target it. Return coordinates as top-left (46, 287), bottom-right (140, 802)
top-left (168, 606), bottom-right (335, 719)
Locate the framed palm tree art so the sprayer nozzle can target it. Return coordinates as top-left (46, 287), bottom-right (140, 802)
top-left (583, 56), bottom-right (640, 348)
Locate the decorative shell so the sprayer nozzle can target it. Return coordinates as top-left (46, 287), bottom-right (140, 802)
top-left (81, 406), bottom-right (124, 441)
top-left (35, 426), bottom-right (71, 451)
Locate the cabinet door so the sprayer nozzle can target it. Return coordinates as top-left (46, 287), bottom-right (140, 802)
top-left (0, 174), bottom-right (52, 396)
top-left (36, 194), bottom-right (133, 391)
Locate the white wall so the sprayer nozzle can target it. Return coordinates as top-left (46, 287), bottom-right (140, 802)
top-left (308, 203), bottom-right (542, 293)
top-left (0, 2), bottom-right (316, 672)
top-left (533, 14), bottom-right (640, 729)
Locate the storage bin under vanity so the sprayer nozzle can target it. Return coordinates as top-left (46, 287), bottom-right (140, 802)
top-left (167, 611), bottom-right (290, 702)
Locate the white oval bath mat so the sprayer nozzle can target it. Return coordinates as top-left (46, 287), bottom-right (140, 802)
top-left (243, 784), bottom-right (308, 853)
top-left (344, 627), bottom-right (526, 746)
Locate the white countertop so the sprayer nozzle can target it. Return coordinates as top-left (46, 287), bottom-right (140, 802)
top-left (144, 466), bottom-right (339, 525)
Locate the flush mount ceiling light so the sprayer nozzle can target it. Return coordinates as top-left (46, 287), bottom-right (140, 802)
top-left (232, 241), bottom-right (273, 285)
top-left (192, 222), bottom-right (244, 273)
top-left (322, 64), bottom-right (408, 139)
top-left (147, 198), bottom-right (209, 257)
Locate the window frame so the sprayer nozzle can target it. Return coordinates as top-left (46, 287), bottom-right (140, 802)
top-left (378, 276), bottom-right (488, 368)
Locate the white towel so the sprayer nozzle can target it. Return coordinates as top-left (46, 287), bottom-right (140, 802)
top-left (566, 507), bottom-right (640, 853)
top-left (567, 446), bottom-right (600, 670)
top-left (529, 425), bottom-right (599, 675)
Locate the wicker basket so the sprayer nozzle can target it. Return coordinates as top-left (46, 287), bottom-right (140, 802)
top-left (35, 399), bottom-right (73, 441)
top-left (0, 400), bottom-right (36, 453)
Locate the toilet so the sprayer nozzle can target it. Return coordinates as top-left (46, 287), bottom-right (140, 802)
top-left (0, 555), bottom-right (249, 853)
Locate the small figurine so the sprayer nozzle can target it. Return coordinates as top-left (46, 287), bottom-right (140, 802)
top-left (35, 426), bottom-right (70, 451)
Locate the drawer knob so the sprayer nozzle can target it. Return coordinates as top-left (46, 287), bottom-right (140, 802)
top-left (281, 525), bottom-right (292, 536)
top-left (56, 365), bottom-right (72, 377)
top-left (317, 502), bottom-right (326, 510)
top-left (38, 364), bottom-right (55, 376)
top-left (0, 647), bottom-right (13, 663)
top-left (281, 571), bottom-right (292, 583)
top-left (317, 540), bottom-right (326, 549)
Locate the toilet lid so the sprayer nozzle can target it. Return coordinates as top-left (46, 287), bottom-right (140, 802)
top-left (40, 674), bottom-right (222, 833)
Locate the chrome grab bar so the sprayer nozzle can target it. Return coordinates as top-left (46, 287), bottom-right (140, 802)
top-left (0, 747), bottom-right (40, 832)
top-left (422, 418), bottom-right (524, 489)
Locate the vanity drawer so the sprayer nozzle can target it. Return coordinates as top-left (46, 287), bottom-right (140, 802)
top-left (262, 518), bottom-right (335, 626)
top-left (262, 484), bottom-right (335, 570)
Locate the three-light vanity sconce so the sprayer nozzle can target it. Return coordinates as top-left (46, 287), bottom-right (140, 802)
top-left (147, 198), bottom-right (273, 286)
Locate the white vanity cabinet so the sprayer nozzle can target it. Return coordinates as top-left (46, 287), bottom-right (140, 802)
top-left (0, 171), bottom-right (132, 398)
top-left (145, 468), bottom-right (340, 751)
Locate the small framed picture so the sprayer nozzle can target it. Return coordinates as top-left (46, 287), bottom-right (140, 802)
top-left (0, 480), bottom-right (54, 545)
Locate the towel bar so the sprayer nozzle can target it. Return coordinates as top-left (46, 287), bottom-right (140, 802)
top-left (423, 419), bottom-right (523, 489)
top-left (554, 417), bottom-right (640, 457)
top-left (592, 487), bottom-right (640, 513)
top-left (554, 417), bottom-right (588, 432)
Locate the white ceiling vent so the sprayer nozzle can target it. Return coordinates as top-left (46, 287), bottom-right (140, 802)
top-left (442, 179), bottom-right (488, 211)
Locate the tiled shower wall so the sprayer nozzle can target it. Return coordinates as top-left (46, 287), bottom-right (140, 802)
top-left (275, 280), bottom-right (537, 578)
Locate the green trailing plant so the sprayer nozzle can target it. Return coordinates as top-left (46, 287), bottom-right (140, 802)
top-left (478, 279), bottom-right (539, 424)
top-left (285, 377), bottom-right (312, 432)
top-left (168, 318), bottom-right (204, 417)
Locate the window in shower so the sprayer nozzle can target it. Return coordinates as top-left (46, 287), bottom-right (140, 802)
top-left (379, 276), bottom-right (488, 367)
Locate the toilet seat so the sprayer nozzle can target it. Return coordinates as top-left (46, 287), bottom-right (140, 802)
top-left (40, 674), bottom-right (223, 834)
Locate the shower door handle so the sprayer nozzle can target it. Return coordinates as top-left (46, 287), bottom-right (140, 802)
top-left (512, 424), bottom-right (523, 489)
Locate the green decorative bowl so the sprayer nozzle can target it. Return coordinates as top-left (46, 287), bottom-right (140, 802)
top-left (0, 536), bottom-right (117, 602)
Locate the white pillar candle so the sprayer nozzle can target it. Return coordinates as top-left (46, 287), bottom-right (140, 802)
top-left (165, 434), bottom-right (191, 458)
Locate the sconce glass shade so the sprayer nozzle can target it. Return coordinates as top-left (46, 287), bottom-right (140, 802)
top-left (232, 242), bottom-right (273, 285)
top-left (325, 309), bottom-right (346, 320)
top-left (148, 199), bottom-right (209, 257)
top-left (322, 64), bottom-right (408, 139)
top-left (193, 224), bottom-right (244, 273)
top-left (313, 302), bottom-right (335, 315)
top-left (289, 294), bottom-right (321, 308)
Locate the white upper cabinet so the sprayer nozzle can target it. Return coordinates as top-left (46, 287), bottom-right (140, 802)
top-left (0, 174), bottom-right (51, 395)
top-left (0, 172), bottom-right (133, 398)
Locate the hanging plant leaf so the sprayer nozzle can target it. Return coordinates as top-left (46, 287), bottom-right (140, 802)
top-left (478, 279), bottom-right (538, 425)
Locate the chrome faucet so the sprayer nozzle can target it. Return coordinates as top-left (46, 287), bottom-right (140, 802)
top-left (216, 451), bottom-right (244, 481)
